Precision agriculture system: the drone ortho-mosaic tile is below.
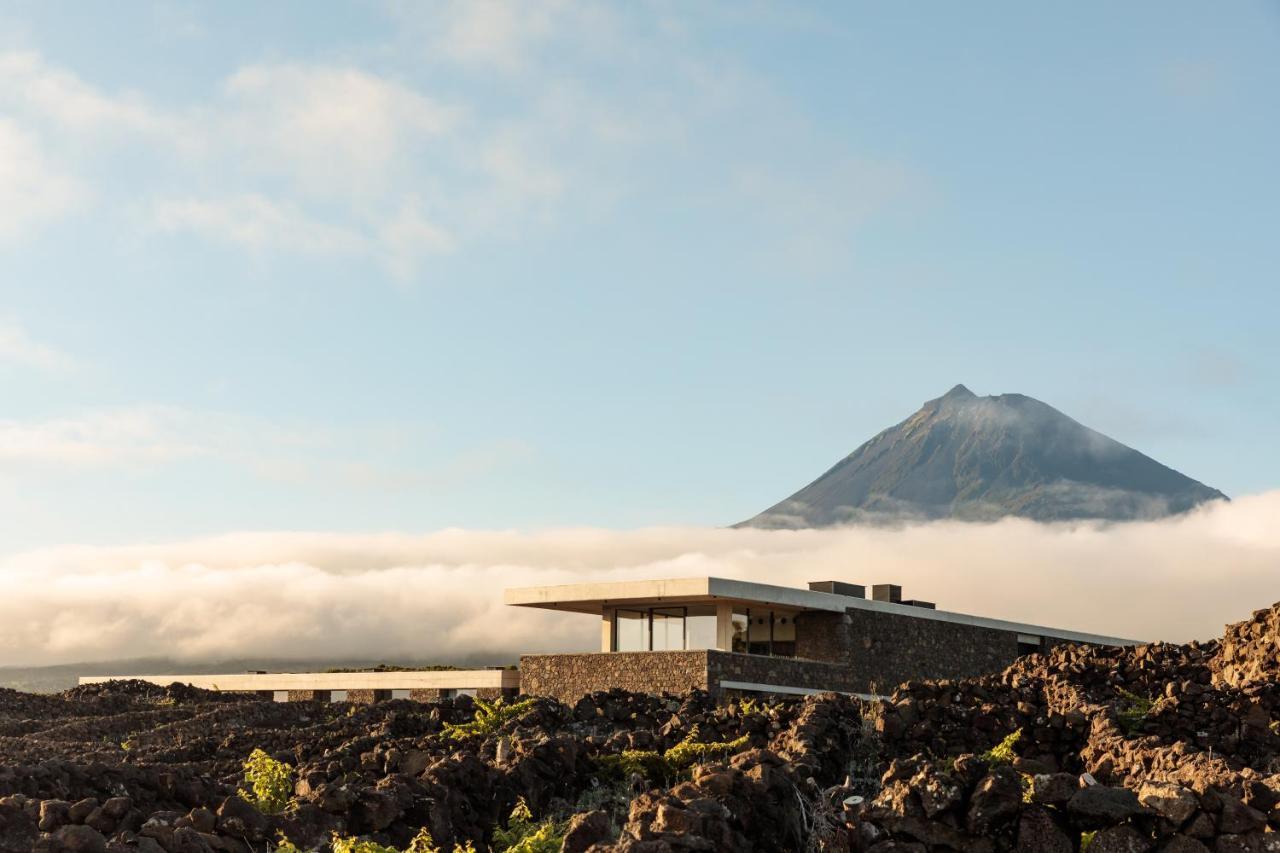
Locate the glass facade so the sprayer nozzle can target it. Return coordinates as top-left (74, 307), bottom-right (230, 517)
top-left (650, 608), bottom-right (684, 651)
top-left (731, 608), bottom-right (750, 653)
top-left (729, 606), bottom-right (797, 658)
top-left (615, 604), bottom-right (799, 657)
top-left (615, 609), bottom-right (649, 652)
top-left (686, 606), bottom-right (717, 650)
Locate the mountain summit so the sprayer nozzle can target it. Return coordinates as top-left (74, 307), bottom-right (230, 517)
top-left (738, 386), bottom-right (1226, 527)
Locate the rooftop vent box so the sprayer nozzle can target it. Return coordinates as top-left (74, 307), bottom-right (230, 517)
top-left (902, 599), bottom-right (936, 610)
top-left (872, 584), bottom-right (903, 603)
top-left (808, 581), bottom-right (866, 598)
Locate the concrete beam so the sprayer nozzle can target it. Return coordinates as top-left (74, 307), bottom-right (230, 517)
top-left (77, 669), bottom-right (520, 693)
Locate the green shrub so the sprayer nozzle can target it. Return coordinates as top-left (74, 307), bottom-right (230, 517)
top-left (664, 725), bottom-right (749, 769)
top-left (443, 697), bottom-right (538, 741)
top-left (594, 725), bottom-right (749, 784)
top-left (980, 729), bottom-right (1022, 765)
top-left (240, 748), bottom-right (294, 815)
top-left (492, 798), bottom-right (566, 853)
top-left (330, 829), bottom-right (472, 853)
top-left (1115, 688), bottom-right (1154, 735)
top-left (273, 834), bottom-right (303, 852)
top-left (1080, 829), bottom-right (1097, 851)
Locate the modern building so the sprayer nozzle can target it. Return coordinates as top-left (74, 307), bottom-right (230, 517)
top-left (82, 576), bottom-right (1137, 703)
top-left (77, 668), bottom-right (520, 702)
top-left (507, 577), bottom-right (1138, 700)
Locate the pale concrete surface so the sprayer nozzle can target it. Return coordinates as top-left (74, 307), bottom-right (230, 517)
top-left (78, 669), bottom-right (520, 692)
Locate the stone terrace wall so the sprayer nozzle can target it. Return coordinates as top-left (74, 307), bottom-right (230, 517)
top-left (519, 651), bottom-right (710, 701)
top-left (706, 650), bottom-right (859, 694)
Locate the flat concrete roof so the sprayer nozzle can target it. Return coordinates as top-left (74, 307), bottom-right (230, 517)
top-left (78, 669), bottom-right (520, 692)
top-left (504, 576), bottom-right (1141, 646)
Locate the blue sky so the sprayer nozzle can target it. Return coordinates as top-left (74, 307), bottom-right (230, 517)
top-left (1, 1), bottom-right (1277, 550)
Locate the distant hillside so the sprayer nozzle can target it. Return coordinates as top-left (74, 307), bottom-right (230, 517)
top-left (739, 384), bottom-right (1226, 528)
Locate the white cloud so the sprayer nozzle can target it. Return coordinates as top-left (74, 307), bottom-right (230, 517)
top-left (0, 320), bottom-right (74, 371)
top-left (1, 493), bottom-right (1278, 666)
top-left (0, 406), bottom-right (205, 467)
top-left (0, 51), bottom-right (169, 136)
top-left (220, 63), bottom-right (457, 199)
top-left (0, 118), bottom-right (83, 238)
top-left (0, 8), bottom-right (927, 275)
top-left (398, 0), bottom-right (571, 73)
top-left (150, 194), bottom-right (369, 255)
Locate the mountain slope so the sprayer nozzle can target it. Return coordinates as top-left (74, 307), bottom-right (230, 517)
top-left (738, 385), bottom-right (1226, 527)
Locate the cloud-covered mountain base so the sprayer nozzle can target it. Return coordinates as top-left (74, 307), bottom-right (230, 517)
top-left (2, 491), bottom-right (1277, 669)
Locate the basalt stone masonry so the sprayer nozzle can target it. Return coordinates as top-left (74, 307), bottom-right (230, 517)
top-left (520, 651), bottom-right (710, 700)
top-left (519, 650), bottom-right (862, 702)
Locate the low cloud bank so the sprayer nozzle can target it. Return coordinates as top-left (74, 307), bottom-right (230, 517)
top-left (2, 492), bottom-right (1277, 667)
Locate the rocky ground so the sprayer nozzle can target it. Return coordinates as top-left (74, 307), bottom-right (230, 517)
top-left (2, 603), bottom-right (1279, 852)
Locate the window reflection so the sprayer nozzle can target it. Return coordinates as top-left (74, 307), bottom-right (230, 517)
top-left (651, 608), bottom-right (684, 651)
top-left (686, 606), bottom-right (717, 649)
top-left (615, 609), bottom-right (649, 652)
top-left (731, 608), bottom-right (750, 654)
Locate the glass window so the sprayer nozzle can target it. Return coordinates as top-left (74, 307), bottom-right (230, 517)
top-left (651, 608), bottom-right (685, 651)
top-left (749, 612), bottom-right (772, 656)
top-left (772, 613), bottom-right (797, 657)
top-left (686, 606), bottom-right (717, 649)
top-left (615, 609), bottom-right (649, 651)
top-left (731, 608), bottom-right (750, 653)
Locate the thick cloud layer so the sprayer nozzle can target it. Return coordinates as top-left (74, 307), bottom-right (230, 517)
top-left (2, 492), bottom-right (1277, 667)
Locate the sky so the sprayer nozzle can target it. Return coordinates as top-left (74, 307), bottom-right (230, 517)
top-left (1, 1), bottom-right (1278, 554)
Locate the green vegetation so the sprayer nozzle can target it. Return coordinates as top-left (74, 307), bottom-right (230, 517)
top-left (328, 829), bottom-right (458, 853)
top-left (443, 697), bottom-right (538, 741)
top-left (329, 830), bottom-right (458, 853)
top-left (240, 748), bottom-right (294, 815)
top-left (738, 697), bottom-right (761, 716)
top-left (1080, 829), bottom-right (1097, 851)
top-left (595, 725), bottom-right (750, 784)
top-left (491, 798), bottom-right (566, 853)
top-left (980, 728), bottom-right (1022, 765)
top-left (1115, 688), bottom-right (1154, 735)
top-left (320, 801), bottom-right (561, 853)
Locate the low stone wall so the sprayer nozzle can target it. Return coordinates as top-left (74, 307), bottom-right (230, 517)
top-left (706, 650), bottom-right (860, 694)
top-left (519, 651), bottom-right (710, 701)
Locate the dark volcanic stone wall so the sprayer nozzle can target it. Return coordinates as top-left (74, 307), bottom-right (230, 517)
top-left (794, 611), bottom-right (854, 662)
top-left (842, 608), bottom-right (1022, 693)
top-left (519, 651), bottom-right (710, 701)
top-left (706, 650), bottom-right (859, 694)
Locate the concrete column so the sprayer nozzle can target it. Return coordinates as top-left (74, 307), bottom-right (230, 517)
top-left (716, 602), bottom-right (733, 651)
top-left (600, 608), bottom-right (615, 652)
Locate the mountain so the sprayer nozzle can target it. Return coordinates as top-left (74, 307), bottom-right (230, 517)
top-left (738, 385), bottom-right (1227, 528)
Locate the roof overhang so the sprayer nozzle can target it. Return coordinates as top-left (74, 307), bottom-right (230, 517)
top-left (504, 576), bottom-right (1142, 646)
top-left (502, 577), bottom-right (847, 615)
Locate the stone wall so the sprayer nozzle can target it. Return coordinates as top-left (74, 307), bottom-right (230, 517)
top-left (519, 651), bottom-right (710, 701)
top-left (286, 690), bottom-right (331, 702)
top-left (840, 608), bottom-right (1023, 694)
top-left (706, 650), bottom-right (859, 694)
top-left (794, 611), bottom-right (854, 663)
